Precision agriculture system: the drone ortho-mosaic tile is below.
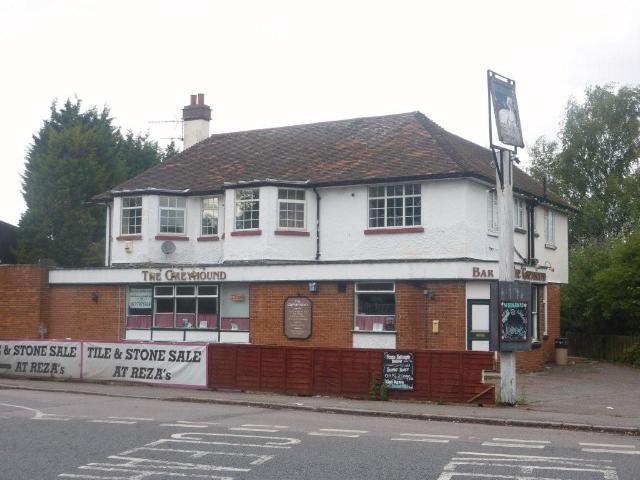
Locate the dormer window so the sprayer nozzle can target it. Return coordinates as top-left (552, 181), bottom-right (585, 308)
top-left (121, 196), bottom-right (142, 234)
top-left (368, 184), bottom-right (421, 228)
top-left (159, 196), bottom-right (186, 234)
top-left (278, 189), bottom-right (305, 229)
top-left (235, 189), bottom-right (260, 230)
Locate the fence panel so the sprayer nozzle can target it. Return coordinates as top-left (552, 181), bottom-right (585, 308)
top-left (207, 344), bottom-right (494, 404)
top-left (568, 332), bottom-right (640, 362)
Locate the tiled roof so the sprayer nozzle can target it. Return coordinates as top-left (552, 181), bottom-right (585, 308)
top-left (95, 111), bottom-right (570, 208)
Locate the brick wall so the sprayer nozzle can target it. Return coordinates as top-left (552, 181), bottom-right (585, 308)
top-left (45, 285), bottom-right (125, 341)
top-left (424, 281), bottom-right (466, 350)
top-left (0, 265), bottom-right (47, 339)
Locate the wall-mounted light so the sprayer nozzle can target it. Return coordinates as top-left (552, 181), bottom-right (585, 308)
top-left (308, 282), bottom-right (319, 293)
top-left (423, 288), bottom-right (435, 300)
top-left (91, 291), bottom-right (99, 302)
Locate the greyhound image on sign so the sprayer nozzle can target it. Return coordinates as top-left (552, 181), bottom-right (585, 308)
top-left (500, 301), bottom-right (528, 342)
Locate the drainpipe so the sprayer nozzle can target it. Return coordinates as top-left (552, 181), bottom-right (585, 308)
top-left (313, 187), bottom-right (321, 260)
top-left (106, 203), bottom-right (112, 267)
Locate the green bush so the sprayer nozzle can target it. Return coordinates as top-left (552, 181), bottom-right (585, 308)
top-left (621, 343), bottom-right (640, 367)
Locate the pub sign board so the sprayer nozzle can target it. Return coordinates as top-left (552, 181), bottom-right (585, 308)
top-left (284, 297), bottom-right (312, 339)
top-left (383, 351), bottom-right (414, 390)
top-left (490, 281), bottom-right (533, 352)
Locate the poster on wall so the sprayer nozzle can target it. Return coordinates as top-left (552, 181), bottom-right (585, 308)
top-left (500, 301), bottom-right (528, 342)
top-left (82, 342), bottom-right (208, 387)
top-left (284, 297), bottom-right (312, 339)
top-left (0, 340), bottom-right (81, 379)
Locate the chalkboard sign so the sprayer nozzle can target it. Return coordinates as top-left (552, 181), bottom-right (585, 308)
top-left (500, 300), bottom-right (528, 342)
top-left (383, 351), bottom-right (414, 390)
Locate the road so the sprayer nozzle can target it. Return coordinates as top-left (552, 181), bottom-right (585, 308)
top-left (0, 388), bottom-right (638, 479)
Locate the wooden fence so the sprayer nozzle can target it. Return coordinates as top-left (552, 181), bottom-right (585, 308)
top-left (208, 344), bottom-right (495, 404)
top-left (567, 332), bottom-right (640, 362)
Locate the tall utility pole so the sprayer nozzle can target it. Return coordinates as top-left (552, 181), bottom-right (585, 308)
top-left (495, 149), bottom-right (517, 405)
top-left (488, 70), bottom-right (525, 406)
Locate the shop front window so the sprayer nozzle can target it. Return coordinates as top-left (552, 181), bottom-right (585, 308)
top-left (354, 282), bottom-right (396, 332)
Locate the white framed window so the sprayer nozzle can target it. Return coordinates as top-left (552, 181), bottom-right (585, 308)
top-left (514, 198), bottom-right (526, 230)
top-left (150, 284), bottom-right (219, 329)
top-left (531, 286), bottom-right (539, 341)
top-left (235, 189), bottom-right (260, 230)
top-left (278, 189), bottom-right (305, 229)
top-left (368, 184), bottom-right (421, 228)
top-left (544, 208), bottom-right (556, 244)
top-left (121, 196), bottom-right (142, 234)
top-left (201, 197), bottom-right (219, 235)
top-left (487, 190), bottom-right (498, 233)
top-left (354, 282), bottom-right (396, 332)
top-left (159, 196), bottom-right (186, 234)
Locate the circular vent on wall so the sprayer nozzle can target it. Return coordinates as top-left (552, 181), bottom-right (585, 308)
top-left (161, 240), bottom-right (176, 255)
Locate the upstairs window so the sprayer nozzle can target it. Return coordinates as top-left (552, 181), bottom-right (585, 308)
top-left (544, 209), bottom-right (556, 244)
top-left (201, 197), bottom-right (219, 235)
top-left (514, 198), bottom-right (526, 230)
top-left (487, 190), bottom-right (498, 233)
top-left (278, 189), bottom-right (305, 229)
top-left (121, 196), bottom-right (142, 234)
top-left (235, 189), bottom-right (260, 230)
top-left (159, 197), bottom-right (186, 234)
top-left (368, 184), bottom-right (421, 228)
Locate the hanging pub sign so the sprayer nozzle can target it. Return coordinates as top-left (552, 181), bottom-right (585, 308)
top-left (488, 74), bottom-right (524, 148)
top-left (489, 281), bottom-right (533, 352)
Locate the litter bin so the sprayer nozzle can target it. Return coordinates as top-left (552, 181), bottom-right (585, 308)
top-left (554, 337), bottom-right (569, 365)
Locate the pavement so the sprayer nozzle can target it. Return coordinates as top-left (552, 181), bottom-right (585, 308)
top-left (1, 358), bottom-right (638, 436)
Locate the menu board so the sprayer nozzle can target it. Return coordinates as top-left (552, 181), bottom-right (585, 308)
top-left (383, 351), bottom-right (414, 390)
top-left (284, 297), bottom-right (312, 339)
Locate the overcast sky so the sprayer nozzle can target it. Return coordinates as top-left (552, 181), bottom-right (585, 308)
top-left (1, 0), bottom-right (638, 225)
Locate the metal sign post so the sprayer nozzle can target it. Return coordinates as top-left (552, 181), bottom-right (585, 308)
top-left (487, 70), bottom-right (525, 406)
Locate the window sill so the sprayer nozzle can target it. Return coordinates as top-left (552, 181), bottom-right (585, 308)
top-left (514, 227), bottom-right (527, 234)
top-left (197, 235), bottom-right (220, 242)
top-left (544, 243), bottom-right (557, 250)
top-left (231, 229), bottom-right (262, 237)
top-left (352, 330), bottom-right (397, 334)
top-left (116, 234), bottom-right (142, 241)
top-left (531, 341), bottom-right (542, 349)
top-left (364, 226), bottom-right (424, 235)
top-left (274, 230), bottom-right (310, 236)
top-left (487, 231), bottom-right (498, 238)
top-left (155, 235), bottom-right (189, 241)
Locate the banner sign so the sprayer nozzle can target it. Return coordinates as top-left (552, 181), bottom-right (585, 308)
top-left (82, 342), bottom-right (207, 387)
top-left (489, 75), bottom-right (524, 148)
top-left (382, 351), bottom-right (414, 390)
top-left (0, 340), bottom-right (81, 379)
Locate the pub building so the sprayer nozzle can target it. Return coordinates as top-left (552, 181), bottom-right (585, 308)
top-left (43, 94), bottom-right (569, 372)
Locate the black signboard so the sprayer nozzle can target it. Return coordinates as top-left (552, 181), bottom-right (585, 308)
top-left (500, 301), bottom-right (528, 342)
top-left (382, 351), bottom-right (414, 390)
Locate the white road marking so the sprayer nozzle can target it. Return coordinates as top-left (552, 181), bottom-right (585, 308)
top-left (391, 433), bottom-right (459, 443)
top-left (308, 428), bottom-right (367, 438)
top-left (89, 420), bottom-right (137, 425)
top-left (76, 465), bottom-right (233, 479)
top-left (582, 448), bottom-right (640, 455)
top-left (580, 442), bottom-right (636, 449)
top-left (0, 402), bottom-right (72, 421)
top-left (391, 437), bottom-right (450, 443)
top-left (120, 446), bottom-right (274, 465)
top-left (96, 455), bottom-right (250, 472)
top-left (400, 433), bottom-right (459, 439)
top-left (229, 427), bottom-right (280, 432)
top-left (161, 423), bottom-right (210, 428)
top-left (159, 432), bottom-right (301, 449)
top-left (492, 438), bottom-right (550, 444)
top-left (482, 441), bottom-right (546, 449)
top-left (456, 452), bottom-right (613, 463)
top-left (108, 416), bottom-right (154, 421)
top-left (177, 421), bottom-right (220, 425)
top-left (241, 424), bottom-right (288, 428)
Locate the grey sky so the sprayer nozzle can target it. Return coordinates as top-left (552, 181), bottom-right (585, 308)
top-left (1, 0), bottom-right (639, 225)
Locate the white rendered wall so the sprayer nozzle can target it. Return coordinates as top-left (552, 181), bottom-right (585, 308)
top-left (183, 119), bottom-right (210, 149)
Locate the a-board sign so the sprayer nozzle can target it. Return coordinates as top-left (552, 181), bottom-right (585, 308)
top-left (284, 297), bottom-right (312, 339)
top-left (383, 351), bottom-right (414, 390)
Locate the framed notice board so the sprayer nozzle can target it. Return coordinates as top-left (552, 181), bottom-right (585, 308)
top-left (382, 351), bottom-right (414, 390)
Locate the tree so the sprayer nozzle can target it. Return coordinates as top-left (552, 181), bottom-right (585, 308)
top-left (16, 99), bottom-right (166, 267)
top-left (529, 85), bottom-right (640, 245)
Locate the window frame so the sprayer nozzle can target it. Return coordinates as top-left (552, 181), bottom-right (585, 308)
top-left (201, 196), bottom-right (220, 236)
top-left (277, 188), bottom-right (306, 230)
top-left (121, 196), bottom-right (143, 235)
top-left (235, 188), bottom-right (260, 230)
top-left (354, 282), bottom-right (397, 333)
top-left (159, 196), bottom-right (187, 234)
top-left (531, 285), bottom-right (539, 342)
top-left (514, 198), bottom-right (526, 230)
top-left (367, 183), bottom-right (421, 229)
top-left (544, 208), bottom-right (556, 245)
top-left (487, 190), bottom-right (498, 233)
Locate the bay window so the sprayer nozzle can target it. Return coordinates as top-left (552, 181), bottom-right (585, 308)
top-left (121, 196), bottom-right (142, 234)
top-left (354, 282), bottom-right (396, 332)
top-left (235, 189), bottom-right (260, 230)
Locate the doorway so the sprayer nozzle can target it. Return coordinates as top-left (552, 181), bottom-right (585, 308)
top-left (467, 299), bottom-right (490, 351)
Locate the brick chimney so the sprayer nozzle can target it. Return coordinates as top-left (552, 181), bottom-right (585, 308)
top-left (182, 93), bottom-right (211, 149)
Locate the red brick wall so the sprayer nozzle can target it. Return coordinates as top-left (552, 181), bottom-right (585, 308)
top-left (0, 265), bottom-right (47, 339)
top-left (250, 282), bottom-right (354, 347)
top-left (45, 285), bottom-right (125, 341)
top-left (424, 282), bottom-right (466, 350)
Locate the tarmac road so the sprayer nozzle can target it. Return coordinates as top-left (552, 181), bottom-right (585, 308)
top-left (1, 388), bottom-right (639, 480)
